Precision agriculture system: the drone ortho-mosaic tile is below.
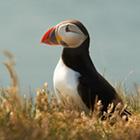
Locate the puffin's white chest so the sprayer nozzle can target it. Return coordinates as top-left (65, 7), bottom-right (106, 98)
top-left (53, 58), bottom-right (80, 97)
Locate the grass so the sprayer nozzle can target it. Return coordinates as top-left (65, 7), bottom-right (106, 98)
top-left (0, 51), bottom-right (140, 140)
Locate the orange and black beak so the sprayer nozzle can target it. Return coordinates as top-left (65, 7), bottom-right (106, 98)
top-left (41, 26), bottom-right (61, 45)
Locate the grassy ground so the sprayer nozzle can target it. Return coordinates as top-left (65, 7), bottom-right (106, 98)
top-left (0, 51), bottom-right (140, 140)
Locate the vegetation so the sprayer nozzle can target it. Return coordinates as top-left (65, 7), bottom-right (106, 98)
top-left (0, 51), bottom-right (140, 140)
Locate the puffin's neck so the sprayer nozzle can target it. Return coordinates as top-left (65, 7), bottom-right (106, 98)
top-left (62, 38), bottom-right (97, 76)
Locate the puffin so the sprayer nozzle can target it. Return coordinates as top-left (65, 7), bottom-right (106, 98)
top-left (41, 19), bottom-right (130, 115)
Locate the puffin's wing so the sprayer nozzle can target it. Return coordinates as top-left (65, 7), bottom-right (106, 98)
top-left (77, 73), bottom-right (122, 111)
top-left (77, 76), bottom-right (98, 110)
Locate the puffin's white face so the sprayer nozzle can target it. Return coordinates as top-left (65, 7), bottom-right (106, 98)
top-left (41, 20), bottom-right (88, 48)
top-left (55, 23), bottom-right (87, 48)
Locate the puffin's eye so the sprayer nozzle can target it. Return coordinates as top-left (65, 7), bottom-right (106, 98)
top-left (65, 25), bottom-right (71, 32)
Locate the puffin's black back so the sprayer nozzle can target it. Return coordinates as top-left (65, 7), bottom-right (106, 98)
top-left (62, 37), bottom-right (122, 112)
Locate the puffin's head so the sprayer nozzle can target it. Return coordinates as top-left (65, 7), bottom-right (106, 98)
top-left (41, 20), bottom-right (89, 48)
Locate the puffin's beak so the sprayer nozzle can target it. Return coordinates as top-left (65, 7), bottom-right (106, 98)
top-left (41, 26), bottom-right (61, 45)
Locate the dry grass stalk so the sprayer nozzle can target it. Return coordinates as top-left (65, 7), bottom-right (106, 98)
top-left (3, 51), bottom-right (19, 94)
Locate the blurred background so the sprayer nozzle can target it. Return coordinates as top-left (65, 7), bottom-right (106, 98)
top-left (0, 0), bottom-right (140, 92)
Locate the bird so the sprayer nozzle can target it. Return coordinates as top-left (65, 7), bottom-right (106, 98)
top-left (41, 19), bottom-right (130, 115)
